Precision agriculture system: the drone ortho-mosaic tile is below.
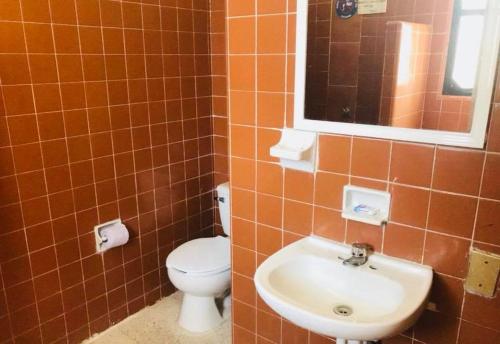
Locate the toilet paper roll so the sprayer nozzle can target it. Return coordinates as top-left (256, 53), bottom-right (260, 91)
top-left (100, 223), bottom-right (129, 251)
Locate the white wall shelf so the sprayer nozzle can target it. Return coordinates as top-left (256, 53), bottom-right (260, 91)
top-left (270, 129), bottom-right (317, 173)
top-left (342, 186), bottom-right (391, 226)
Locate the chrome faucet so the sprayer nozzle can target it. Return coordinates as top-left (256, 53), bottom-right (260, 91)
top-left (342, 243), bottom-right (372, 267)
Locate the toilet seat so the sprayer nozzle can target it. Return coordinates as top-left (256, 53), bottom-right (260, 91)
top-left (166, 236), bottom-right (230, 275)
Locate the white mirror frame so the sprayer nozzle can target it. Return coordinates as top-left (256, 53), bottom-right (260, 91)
top-left (294, 0), bottom-right (500, 148)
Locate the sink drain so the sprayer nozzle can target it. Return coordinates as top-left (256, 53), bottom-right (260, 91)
top-left (333, 305), bottom-right (353, 316)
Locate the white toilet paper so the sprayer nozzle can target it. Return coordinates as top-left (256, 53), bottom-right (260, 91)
top-left (99, 223), bottom-right (129, 251)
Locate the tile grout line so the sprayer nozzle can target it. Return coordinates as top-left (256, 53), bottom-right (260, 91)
top-left (94, 0), bottom-right (120, 331)
top-left (254, 1), bottom-right (259, 343)
top-left (454, 145), bottom-right (489, 344)
top-left (138, 1), bottom-right (159, 308)
top-left (69, 0), bottom-right (104, 338)
top-left (16, 0), bottom-right (64, 341)
top-left (117, 0), bottom-right (140, 319)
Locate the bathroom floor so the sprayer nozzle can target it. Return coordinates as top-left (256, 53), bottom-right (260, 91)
top-left (83, 292), bottom-right (231, 344)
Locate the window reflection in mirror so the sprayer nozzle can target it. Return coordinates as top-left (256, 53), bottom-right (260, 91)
top-left (304, 0), bottom-right (485, 132)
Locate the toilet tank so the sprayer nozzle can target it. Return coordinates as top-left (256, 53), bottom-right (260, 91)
top-left (216, 182), bottom-right (230, 236)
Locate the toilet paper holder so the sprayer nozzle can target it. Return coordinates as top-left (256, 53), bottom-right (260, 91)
top-left (94, 219), bottom-right (126, 253)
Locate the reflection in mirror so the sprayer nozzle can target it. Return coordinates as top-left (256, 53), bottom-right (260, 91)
top-left (304, 0), bottom-right (487, 133)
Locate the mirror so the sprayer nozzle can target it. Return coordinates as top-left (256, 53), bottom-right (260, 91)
top-left (294, 0), bottom-right (500, 148)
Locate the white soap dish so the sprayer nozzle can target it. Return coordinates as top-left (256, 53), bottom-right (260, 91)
top-left (342, 185), bottom-right (391, 226)
top-left (270, 128), bottom-right (317, 172)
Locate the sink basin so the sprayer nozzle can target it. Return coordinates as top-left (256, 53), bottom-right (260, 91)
top-left (254, 236), bottom-right (433, 342)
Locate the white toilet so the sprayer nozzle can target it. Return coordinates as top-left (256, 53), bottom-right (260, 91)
top-left (166, 182), bottom-right (231, 332)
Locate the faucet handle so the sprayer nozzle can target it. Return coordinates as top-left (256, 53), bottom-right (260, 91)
top-left (351, 243), bottom-right (373, 257)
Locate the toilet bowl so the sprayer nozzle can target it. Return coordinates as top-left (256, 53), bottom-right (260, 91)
top-left (166, 182), bottom-right (231, 333)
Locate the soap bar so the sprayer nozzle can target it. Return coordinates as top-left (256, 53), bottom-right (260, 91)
top-left (353, 204), bottom-right (379, 216)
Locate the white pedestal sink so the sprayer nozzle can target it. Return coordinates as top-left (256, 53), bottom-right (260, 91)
top-left (254, 236), bottom-right (433, 343)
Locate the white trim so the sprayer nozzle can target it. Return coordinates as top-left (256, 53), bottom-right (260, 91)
top-left (293, 0), bottom-right (500, 149)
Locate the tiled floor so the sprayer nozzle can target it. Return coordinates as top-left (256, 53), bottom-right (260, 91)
top-left (83, 292), bottom-right (231, 344)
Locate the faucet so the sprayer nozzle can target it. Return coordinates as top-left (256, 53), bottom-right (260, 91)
top-left (342, 243), bottom-right (372, 267)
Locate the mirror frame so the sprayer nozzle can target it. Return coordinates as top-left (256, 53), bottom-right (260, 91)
top-left (293, 0), bottom-right (500, 148)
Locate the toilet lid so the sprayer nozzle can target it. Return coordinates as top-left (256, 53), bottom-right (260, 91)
top-left (166, 236), bottom-right (230, 274)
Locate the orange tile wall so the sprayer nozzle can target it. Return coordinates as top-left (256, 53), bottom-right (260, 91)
top-left (0, 0), bottom-right (224, 343)
top-left (304, 0), bottom-right (473, 132)
top-left (210, 0), bottom-right (229, 233)
top-left (227, 0), bottom-right (500, 343)
top-left (420, 0), bottom-right (472, 132)
top-left (380, 21), bottom-right (432, 128)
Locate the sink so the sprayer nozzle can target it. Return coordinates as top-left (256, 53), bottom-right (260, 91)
top-left (254, 236), bottom-right (433, 343)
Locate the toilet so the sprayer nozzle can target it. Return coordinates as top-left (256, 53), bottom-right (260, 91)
top-left (166, 182), bottom-right (231, 332)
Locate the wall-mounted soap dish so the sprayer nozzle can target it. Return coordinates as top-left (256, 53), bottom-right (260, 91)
top-left (342, 185), bottom-right (391, 226)
top-left (270, 128), bottom-right (317, 172)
